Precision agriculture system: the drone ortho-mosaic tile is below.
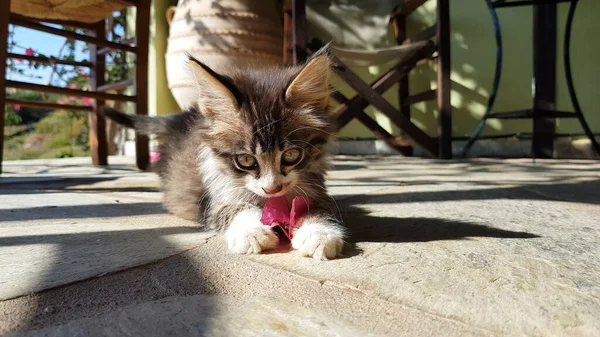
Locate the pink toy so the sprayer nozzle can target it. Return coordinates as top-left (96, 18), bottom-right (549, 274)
top-left (261, 196), bottom-right (314, 240)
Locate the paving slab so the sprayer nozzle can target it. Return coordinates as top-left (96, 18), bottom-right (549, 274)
top-left (1, 156), bottom-right (599, 336)
top-left (0, 159), bottom-right (213, 301)
top-left (0, 236), bottom-right (499, 337)
top-left (8, 295), bottom-right (373, 337)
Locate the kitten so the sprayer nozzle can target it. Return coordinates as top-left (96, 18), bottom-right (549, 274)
top-left (103, 51), bottom-right (346, 260)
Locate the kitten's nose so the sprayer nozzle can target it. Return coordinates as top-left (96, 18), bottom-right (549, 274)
top-left (262, 185), bottom-right (283, 195)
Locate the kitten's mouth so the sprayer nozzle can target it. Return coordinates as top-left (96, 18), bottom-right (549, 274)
top-left (261, 183), bottom-right (291, 199)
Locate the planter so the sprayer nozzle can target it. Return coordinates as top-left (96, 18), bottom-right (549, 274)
top-left (165, 0), bottom-right (283, 109)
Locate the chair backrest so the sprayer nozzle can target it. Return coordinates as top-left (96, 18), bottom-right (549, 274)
top-left (330, 40), bottom-right (432, 67)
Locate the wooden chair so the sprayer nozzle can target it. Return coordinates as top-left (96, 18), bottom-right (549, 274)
top-left (0, 0), bottom-right (151, 174)
top-left (284, 0), bottom-right (452, 158)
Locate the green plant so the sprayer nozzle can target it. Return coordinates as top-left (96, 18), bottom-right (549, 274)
top-left (48, 138), bottom-right (72, 148)
top-left (55, 150), bottom-right (74, 158)
top-left (5, 110), bottom-right (22, 125)
top-left (35, 111), bottom-right (71, 134)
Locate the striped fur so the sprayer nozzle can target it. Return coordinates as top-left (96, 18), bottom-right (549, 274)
top-left (105, 52), bottom-right (346, 259)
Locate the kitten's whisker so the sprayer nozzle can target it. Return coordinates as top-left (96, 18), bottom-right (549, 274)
top-left (249, 117), bottom-right (285, 150)
top-left (289, 139), bottom-right (322, 154)
top-left (294, 186), bottom-right (314, 217)
top-left (197, 190), bottom-right (210, 222)
top-left (284, 126), bottom-right (337, 139)
top-left (299, 181), bottom-right (342, 221)
top-left (289, 142), bottom-right (318, 163)
top-left (251, 117), bottom-right (283, 138)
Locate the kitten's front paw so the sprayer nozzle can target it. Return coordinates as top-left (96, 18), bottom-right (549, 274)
top-left (291, 220), bottom-right (345, 260)
top-left (226, 209), bottom-right (279, 254)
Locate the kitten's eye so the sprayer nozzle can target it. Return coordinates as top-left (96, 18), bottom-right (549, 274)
top-left (281, 148), bottom-right (303, 166)
top-left (235, 154), bottom-right (258, 170)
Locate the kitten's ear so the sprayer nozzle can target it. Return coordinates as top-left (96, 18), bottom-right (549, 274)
top-left (187, 55), bottom-right (238, 117)
top-left (285, 52), bottom-right (331, 110)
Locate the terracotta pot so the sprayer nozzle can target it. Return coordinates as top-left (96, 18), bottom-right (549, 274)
top-left (165, 0), bottom-right (283, 109)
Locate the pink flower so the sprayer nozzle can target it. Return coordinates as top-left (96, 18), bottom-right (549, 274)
top-left (57, 99), bottom-right (66, 105)
top-left (80, 70), bottom-right (88, 76)
top-left (68, 96), bottom-right (76, 102)
top-left (81, 97), bottom-right (91, 106)
top-left (25, 48), bottom-right (34, 56)
top-left (69, 83), bottom-right (77, 89)
top-left (14, 104), bottom-right (21, 110)
top-left (150, 152), bottom-right (160, 163)
top-left (15, 58), bottom-right (23, 63)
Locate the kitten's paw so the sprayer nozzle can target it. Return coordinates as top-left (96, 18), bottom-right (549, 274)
top-left (225, 209), bottom-right (279, 254)
top-left (227, 225), bottom-right (279, 254)
top-left (291, 220), bottom-right (345, 260)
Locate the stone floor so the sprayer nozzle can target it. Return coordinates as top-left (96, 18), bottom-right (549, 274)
top-left (0, 156), bottom-right (599, 336)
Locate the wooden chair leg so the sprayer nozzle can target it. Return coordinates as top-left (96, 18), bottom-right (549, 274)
top-left (436, 0), bottom-right (452, 159)
top-left (89, 21), bottom-right (109, 166)
top-left (391, 8), bottom-right (413, 156)
top-left (134, 0), bottom-right (151, 171)
top-left (0, 0), bottom-right (10, 174)
top-left (283, 0), bottom-right (307, 65)
top-left (283, 0), bottom-right (293, 65)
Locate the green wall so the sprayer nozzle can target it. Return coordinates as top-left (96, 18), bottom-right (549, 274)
top-left (150, 0), bottom-right (600, 139)
top-left (556, 0), bottom-right (600, 135)
top-left (150, 0), bottom-right (180, 116)
top-left (333, 0), bottom-right (600, 139)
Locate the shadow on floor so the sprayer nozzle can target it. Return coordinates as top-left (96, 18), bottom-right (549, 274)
top-left (339, 203), bottom-right (539, 257)
top-left (1, 175), bottom-right (160, 196)
top-left (0, 226), bottom-right (199, 247)
top-left (0, 163), bottom-right (139, 170)
top-left (0, 176), bottom-right (122, 195)
top-left (0, 202), bottom-right (165, 222)
top-left (335, 178), bottom-right (600, 205)
top-left (346, 214), bottom-right (538, 244)
top-left (332, 157), bottom-right (600, 173)
top-left (0, 225), bottom-right (215, 334)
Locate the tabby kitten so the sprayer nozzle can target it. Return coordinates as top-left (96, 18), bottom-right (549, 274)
top-left (103, 51), bottom-right (346, 260)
